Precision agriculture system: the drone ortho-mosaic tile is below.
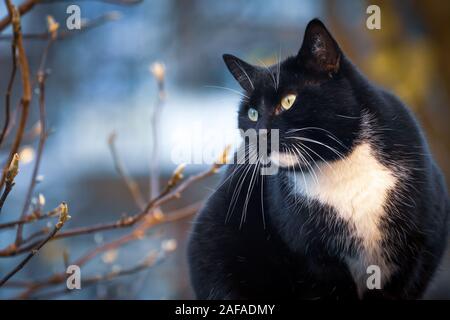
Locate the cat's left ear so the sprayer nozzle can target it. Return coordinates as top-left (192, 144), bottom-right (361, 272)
top-left (297, 19), bottom-right (341, 75)
top-left (223, 54), bottom-right (258, 92)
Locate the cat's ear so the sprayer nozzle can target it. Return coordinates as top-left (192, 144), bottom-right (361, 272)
top-left (297, 19), bottom-right (341, 75)
top-left (223, 54), bottom-right (257, 92)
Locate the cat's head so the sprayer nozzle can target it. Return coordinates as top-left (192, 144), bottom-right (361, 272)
top-left (223, 19), bottom-right (362, 169)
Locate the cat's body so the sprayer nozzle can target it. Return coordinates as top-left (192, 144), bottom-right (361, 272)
top-left (188, 19), bottom-right (449, 299)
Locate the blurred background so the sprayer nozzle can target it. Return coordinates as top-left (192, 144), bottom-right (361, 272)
top-left (0, 0), bottom-right (449, 299)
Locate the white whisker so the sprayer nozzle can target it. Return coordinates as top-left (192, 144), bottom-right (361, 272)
top-left (257, 58), bottom-right (277, 91)
top-left (234, 61), bottom-right (255, 90)
top-left (204, 85), bottom-right (249, 99)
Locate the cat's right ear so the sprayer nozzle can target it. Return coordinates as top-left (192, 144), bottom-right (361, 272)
top-left (223, 54), bottom-right (257, 92)
top-left (297, 19), bottom-right (341, 76)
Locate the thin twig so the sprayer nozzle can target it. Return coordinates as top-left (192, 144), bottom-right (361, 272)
top-left (1, 279), bottom-right (34, 288)
top-left (21, 227), bottom-right (50, 244)
top-left (108, 132), bottom-right (146, 210)
top-left (0, 0), bottom-right (39, 33)
top-left (0, 12), bottom-right (122, 42)
top-left (15, 24), bottom-right (54, 245)
top-left (0, 203), bottom-right (70, 287)
top-left (0, 0), bottom-right (32, 191)
top-left (0, 35), bottom-right (17, 147)
top-left (0, 121), bottom-right (46, 153)
top-left (0, 181), bottom-right (15, 215)
top-left (0, 153), bottom-right (19, 215)
top-left (149, 62), bottom-right (166, 200)
top-left (0, 0), bottom-right (142, 33)
top-left (0, 206), bottom-right (60, 230)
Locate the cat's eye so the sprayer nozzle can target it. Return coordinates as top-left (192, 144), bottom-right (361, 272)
top-left (248, 108), bottom-right (258, 122)
top-left (281, 94), bottom-right (297, 110)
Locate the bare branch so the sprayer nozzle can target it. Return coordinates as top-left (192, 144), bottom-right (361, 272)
top-left (108, 132), bottom-right (146, 210)
top-left (0, 156), bottom-right (224, 257)
top-left (31, 250), bottom-right (164, 299)
top-left (15, 15), bottom-right (56, 245)
top-left (0, 153), bottom-right (19, 215)
top-left (0, 0), bottom-right (226, 299)
top-left (14, 205), bottom-right (182, 298)
top-left (1, 137), bottom-right (224, 298)
top-left (0, 0), bottom-right (32, 190)
top-left (149, 62), bottom-right (166, 200)
top-left (0, 0), bottom-right (39, 33)
top-left (21, 227), bottom-right (51, 244)
top-left (0, 205), bottom-right (60, 230)
top-left (0, 0), bottom-right (143, 33)
top-left (0, 203), bottom-right (70, 287)
top-left (0, 11), bottom-right (122, 41)
top-left (0, 35), bottom-right (17, 147)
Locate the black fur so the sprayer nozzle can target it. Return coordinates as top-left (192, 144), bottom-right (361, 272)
top-left (188, 19), bottom-right (449, 299)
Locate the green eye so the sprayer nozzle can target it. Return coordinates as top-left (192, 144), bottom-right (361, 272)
top-left (248, 108), bottom-right (258, 122)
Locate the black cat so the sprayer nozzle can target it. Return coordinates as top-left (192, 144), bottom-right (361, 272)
top-left (188, 19), bottom-right (449, 299)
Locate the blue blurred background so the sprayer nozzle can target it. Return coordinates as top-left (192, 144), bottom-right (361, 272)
top-left (0, 0), bottom-right (449, 299)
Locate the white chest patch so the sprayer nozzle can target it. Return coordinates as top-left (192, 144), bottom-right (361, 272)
top-left (289, 142), bottom-right (398, 296)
